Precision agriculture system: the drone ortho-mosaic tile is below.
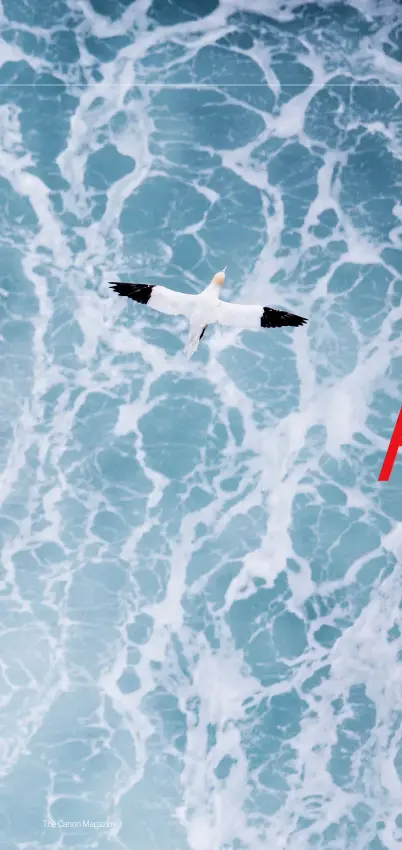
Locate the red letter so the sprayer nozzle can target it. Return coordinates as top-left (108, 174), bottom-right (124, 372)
top-left (378, 406), bottom-right (402, 481)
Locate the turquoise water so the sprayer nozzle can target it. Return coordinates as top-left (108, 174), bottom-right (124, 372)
top-left (0, 1), bottom-right (402, 848)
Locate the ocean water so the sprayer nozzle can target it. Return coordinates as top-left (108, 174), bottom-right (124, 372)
top-left (0, 0), bottom-right (402, 847)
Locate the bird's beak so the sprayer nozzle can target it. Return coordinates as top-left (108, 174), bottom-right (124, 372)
top-left (212, 266), bottom-right (227, 287)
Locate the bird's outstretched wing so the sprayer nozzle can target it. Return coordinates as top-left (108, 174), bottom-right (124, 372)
top-left (216, 301), bottom-right (307, 329)
top-left (109, 282), bottom-right (197, 319)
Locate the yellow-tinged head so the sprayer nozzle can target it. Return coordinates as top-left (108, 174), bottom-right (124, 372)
top-left (212, 266), bottom-right (227, 287)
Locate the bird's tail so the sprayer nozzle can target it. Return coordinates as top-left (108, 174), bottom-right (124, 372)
top-left (183, 333), bottom-right (200, 359)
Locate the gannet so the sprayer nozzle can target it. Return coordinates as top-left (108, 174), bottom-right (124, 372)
top-left (109, 268), bottom-right (307, 358)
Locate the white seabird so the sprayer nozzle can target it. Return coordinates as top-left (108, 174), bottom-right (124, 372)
top-left (109, 268), bottom-right (307, 359)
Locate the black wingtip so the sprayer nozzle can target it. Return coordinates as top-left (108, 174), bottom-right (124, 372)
top-left (261, 306), bottom-right (308, 329)
top-left (282, 313), bottom-right (308, 328)
top-left (109, 282), bottom-right (129, 296)
top-left (109, 282), bottom-right (153, 304)
top-left (291, 314), bottom-right (308, 327)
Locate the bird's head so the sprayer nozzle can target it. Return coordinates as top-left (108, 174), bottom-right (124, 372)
top-left (212, 266), bottom-right (227, 287)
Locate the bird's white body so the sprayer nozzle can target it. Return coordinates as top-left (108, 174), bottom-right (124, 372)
top-left (183, 278), bottom-right (223, 357)
top-left (110, 268), bottom-right (307, 358)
